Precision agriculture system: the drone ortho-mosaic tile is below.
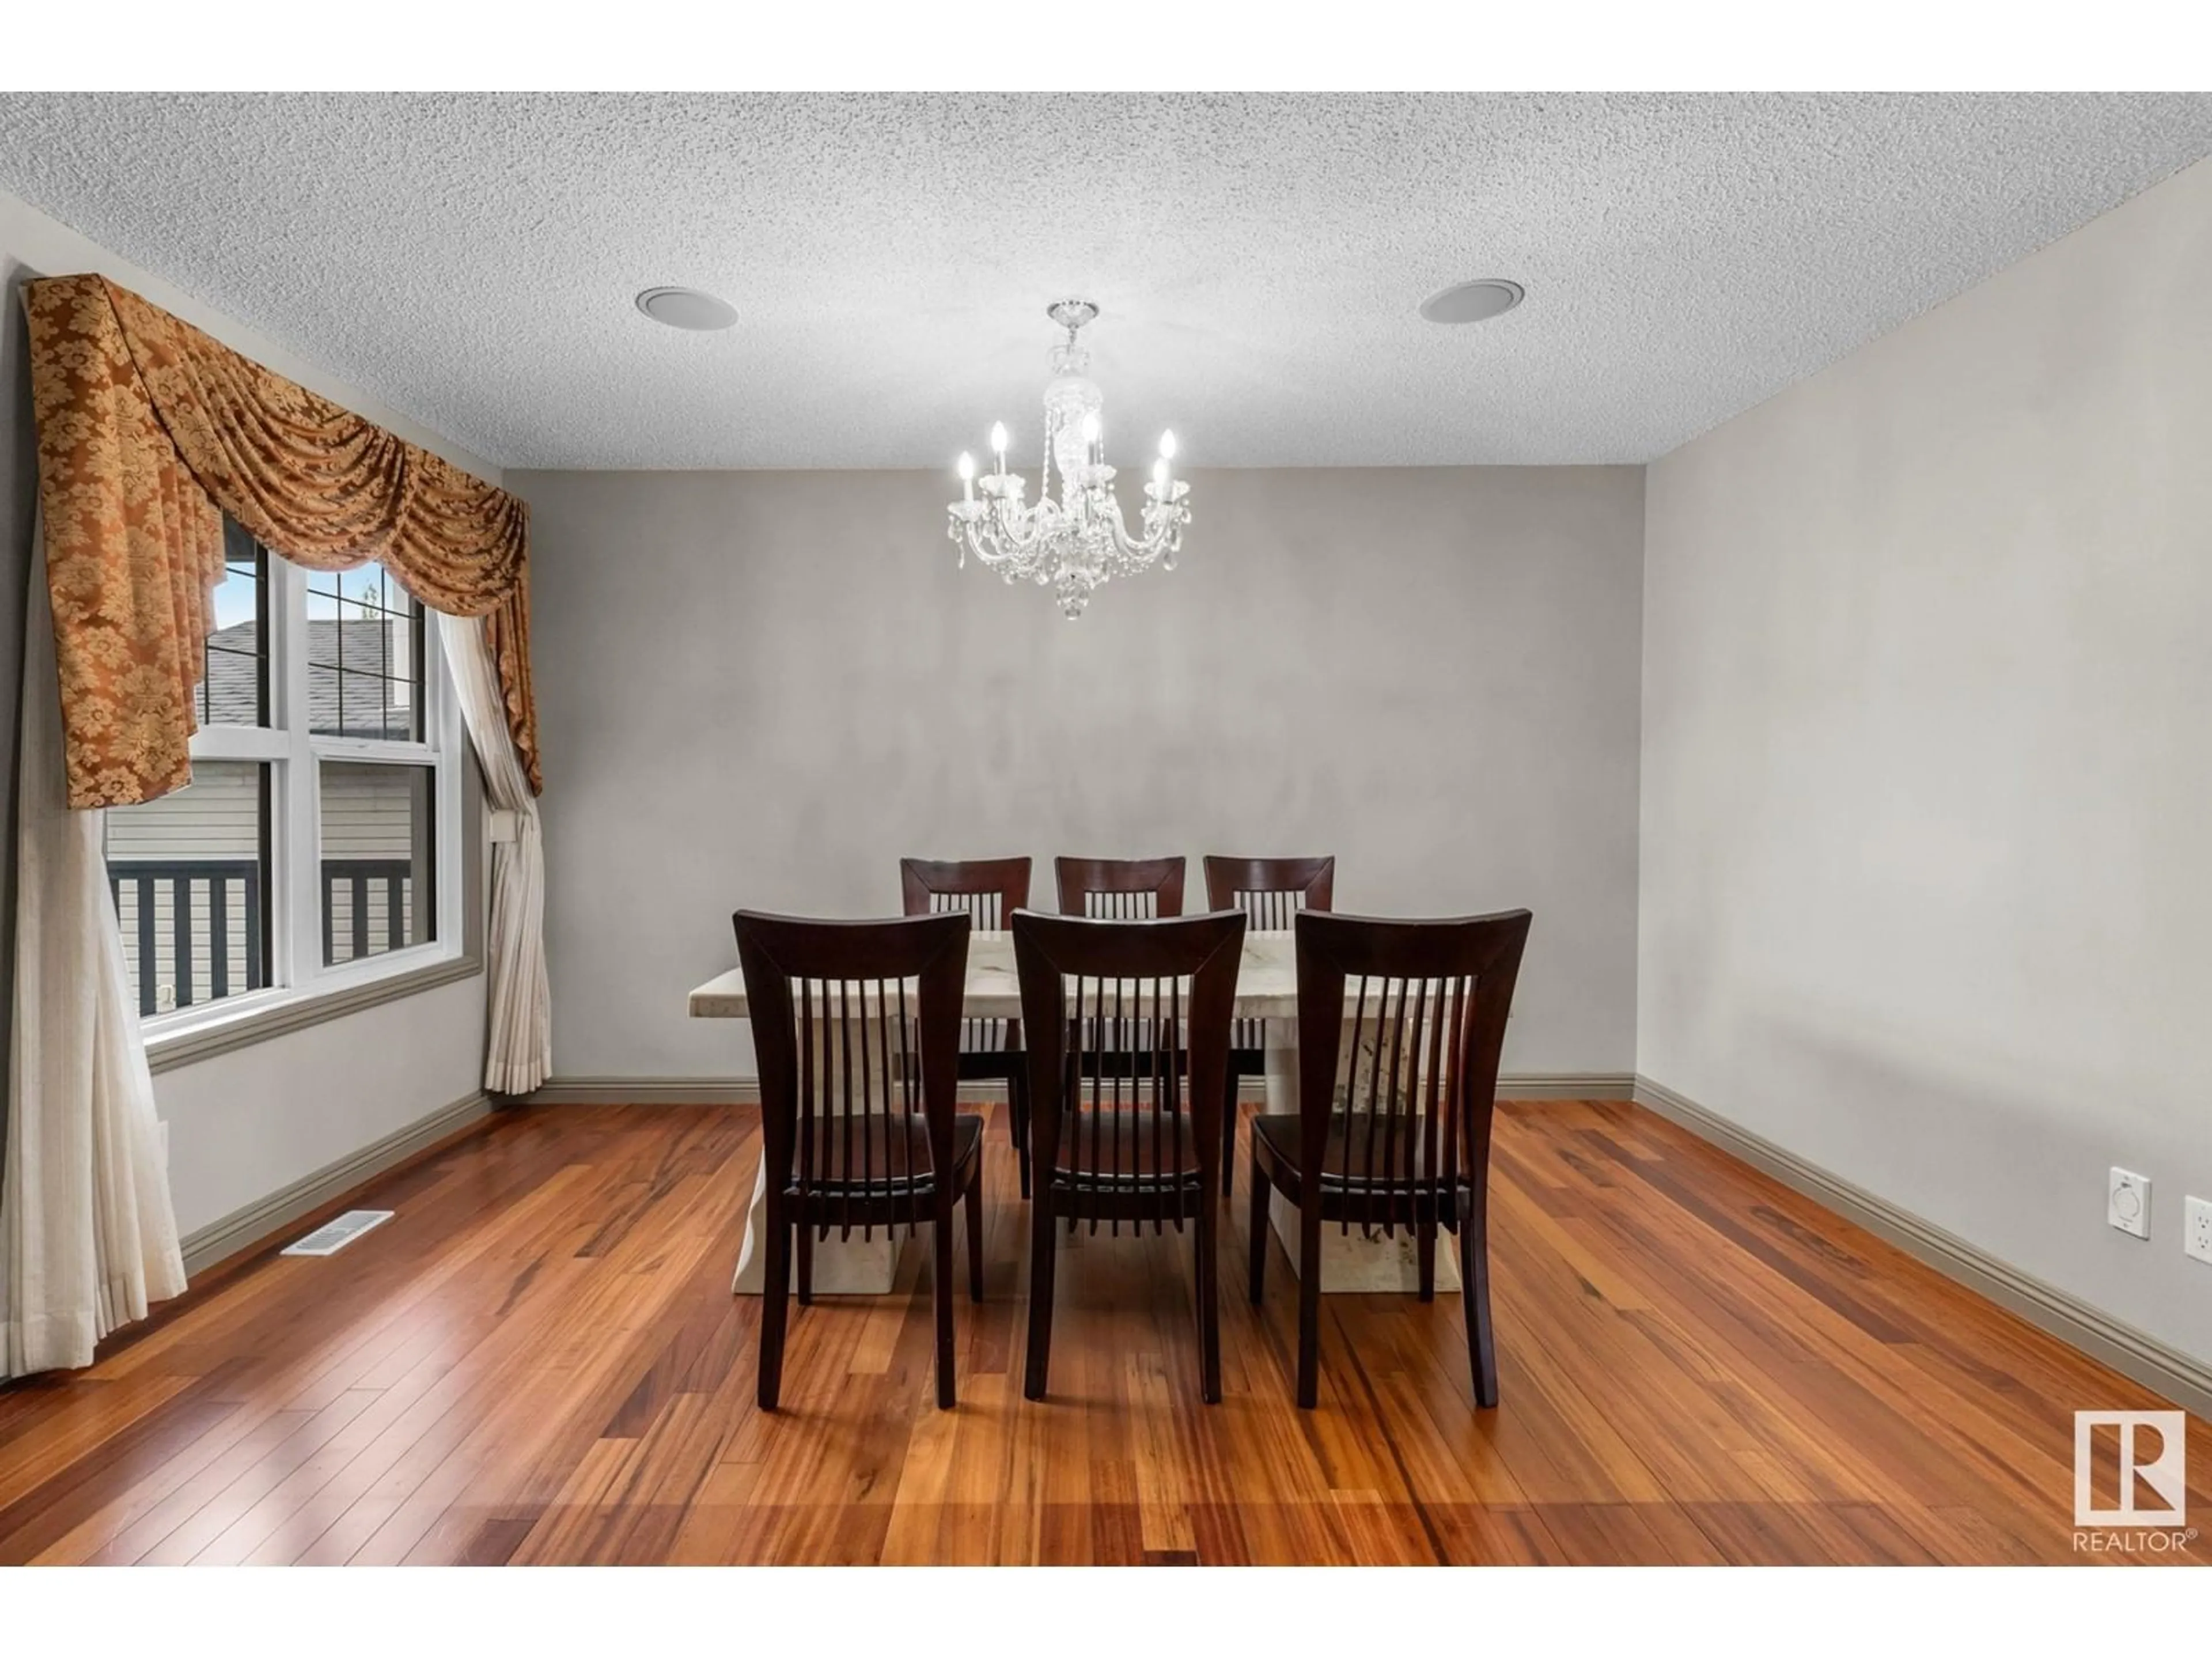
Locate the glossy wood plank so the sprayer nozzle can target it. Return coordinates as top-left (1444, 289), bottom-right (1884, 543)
top-left (1, 1097), bottom-right (2203, 1565)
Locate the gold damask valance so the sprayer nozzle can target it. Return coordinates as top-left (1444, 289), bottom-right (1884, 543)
top-left (22, 273), bottom-right (540, 807)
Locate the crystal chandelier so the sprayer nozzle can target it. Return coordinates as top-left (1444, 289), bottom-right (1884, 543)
top-left (946, 300), bottom-right (1191, 619)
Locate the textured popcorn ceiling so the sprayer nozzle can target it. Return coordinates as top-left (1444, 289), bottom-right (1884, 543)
top-left (2, 92), bottom-right (2209, 471)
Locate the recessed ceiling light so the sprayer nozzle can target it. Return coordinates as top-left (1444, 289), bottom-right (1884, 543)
top-left (1419, 278), bottom-right (1525, 325)
top-left (635, 286), bottom-right (737, 331)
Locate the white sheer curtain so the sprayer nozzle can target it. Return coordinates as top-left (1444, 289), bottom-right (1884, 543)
top-left (438, 612), bottom-right (550, 1095)
top-left (3, 521), bottom-right (187, 1380)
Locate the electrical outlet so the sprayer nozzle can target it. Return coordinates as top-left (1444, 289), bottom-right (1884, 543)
top-left (2109, 1168), bottom-right (2152, 1240)
top-left (2186, 1196), bottom-right (2212, 1266)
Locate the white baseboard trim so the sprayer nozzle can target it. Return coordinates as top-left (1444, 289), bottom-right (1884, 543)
top-left (522, 1077), bottom-right (760, 1106)
top-left (1497, 1073), bottom-right (1639, 1101)
top-left (177, 1089), bottom-right (495, 1278)
top-left (519, 1073), bottom-right (1637, 1108)
top-left (1633, 1073), bottom-right (2212, 1419)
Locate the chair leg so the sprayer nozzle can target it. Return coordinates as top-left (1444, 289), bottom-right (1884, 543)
top-left (1011, 1070), bottom-right (1033, 1202)
top-left (1460, 1217), bottom-right (1498, 1409)
top-left (1221, 1074), bottom-right (1238, 1197)
top-left (1195, 1203), bottom-right (1222, 1404)
top-left (933, 1200), bottom-right (957, 1410)
top-left (1022, 1198), bottom-right (1058, 1400)
top-left (1247, 1154), bottom-right (1270, 1305)
top-left (1416, 1221), bottom-right (1436, 1303)
top-left (795, 1219), bottom-right (815, 1306)
top-left (758, 1215), bottom-right (792, 1412)
top-left (964, 1169), bottom-right (984, 1304)
top-left (1296, 1206), bottom-right (1323, 1410)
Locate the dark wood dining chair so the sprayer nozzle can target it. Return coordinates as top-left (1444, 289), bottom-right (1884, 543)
top-left (1202, 855), bottom-right (1335, 1195)
top-left (901, 856), bottom-right (1035, 1198)
top-left (1012, 906), bottom-right (1245, 1404)
top-left (1247, 907), bottom-right (1531, 1410)
top-left (733, 908), bottom-right (983, 1411)
top-left (1055, 855), bottom-right (1186, 919)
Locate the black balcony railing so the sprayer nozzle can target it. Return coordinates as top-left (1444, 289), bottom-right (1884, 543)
top-left (322, 859), bottom-right (416, 965)
top-left (109, 859), bottom-right (262, 1016)
top-left (110, 858), bottom-right (421, 1016)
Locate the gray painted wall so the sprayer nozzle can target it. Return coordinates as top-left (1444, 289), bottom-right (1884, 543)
top-left (514, 464), bottom-right (1646, 1082)
top-left (1639, 156), bottom-right (2212, 1363)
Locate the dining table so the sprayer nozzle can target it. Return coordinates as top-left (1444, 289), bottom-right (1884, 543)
top-left (687, 929), bottom-right (1461, 1298)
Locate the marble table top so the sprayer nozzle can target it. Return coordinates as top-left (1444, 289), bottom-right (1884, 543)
top-left (688, 929), bottom-right (1304, 1022)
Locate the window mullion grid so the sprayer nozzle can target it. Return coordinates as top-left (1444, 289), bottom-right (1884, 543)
top-left (308, 570), bottom-right (449, 976)
top-left (119, 543), bottom-right (465, 1041)
top-left (427, 611), bottom-right (463, 955)
top-left (185, 726), bottom-right (287, 763)
top-left (310, 735), bottom-right (437, 765)
top-left (275, 554), bottom-right (317, 990)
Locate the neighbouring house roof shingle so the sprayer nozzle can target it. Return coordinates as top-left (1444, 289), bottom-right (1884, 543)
top-left (202, 619), bottom-right (418, 740)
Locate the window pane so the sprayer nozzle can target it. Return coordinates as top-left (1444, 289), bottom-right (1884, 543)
top-left (200, 521), bottom-right (268, 728)
top-left (104, 760), bottom-right (270, 1017)
top-left (320, 762), bottom-right (435, 965)
top-left (307, 562), bottom-right (423, 741)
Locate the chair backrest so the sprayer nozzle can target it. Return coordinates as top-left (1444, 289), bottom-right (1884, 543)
top-left (1055, 855), bottom-right (1187, 919)
top-left (733, 910), bottom-right (970, 1234)
top-left (900, 856), bottom-right (1032, 929)
top-left (1202, 855), bottom-right (1335, 929)
top-left (1012, 908), bottom-right (1245, 1225)
top-left (1291, 909), bottom-right (1532, 1232)
top-left (903, 857), bottom-right (1030, 1051)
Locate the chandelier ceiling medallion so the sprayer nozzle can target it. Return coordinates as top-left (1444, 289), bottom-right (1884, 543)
top-left (947, 301), bottom-right (1191, 619)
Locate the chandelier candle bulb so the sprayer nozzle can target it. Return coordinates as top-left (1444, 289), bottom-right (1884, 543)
top-left (945, 300), bottom-right (1191, 618)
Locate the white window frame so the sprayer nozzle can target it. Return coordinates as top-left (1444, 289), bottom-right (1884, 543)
top-left (132, 551), bottom-right (467, 1050)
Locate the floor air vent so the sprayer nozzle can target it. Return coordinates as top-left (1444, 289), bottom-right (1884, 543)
top-left (281, 1209), bottom-right (395, 1257)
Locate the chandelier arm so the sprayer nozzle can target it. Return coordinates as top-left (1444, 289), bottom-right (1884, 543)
top-left (1104, 497), bottom-right (1172, 563)
top-left (967, 528), bottom-right (1017, 568)
top-left (993, 501), bottom-right (1056, 557)
top-left (959, 497), bottom-right (1067, 585)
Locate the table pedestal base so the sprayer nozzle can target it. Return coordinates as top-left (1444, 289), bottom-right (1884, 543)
top-left (1261, 1019), bottom-right (1462, 1294)
top-left (1263, 1192), bottom-right (1462, 1293)
top-left (729, 1156), bottom-right (903, 1294)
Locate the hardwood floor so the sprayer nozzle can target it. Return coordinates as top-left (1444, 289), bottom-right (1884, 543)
top-left (1, 1098), bottom-right (2203, 1565)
